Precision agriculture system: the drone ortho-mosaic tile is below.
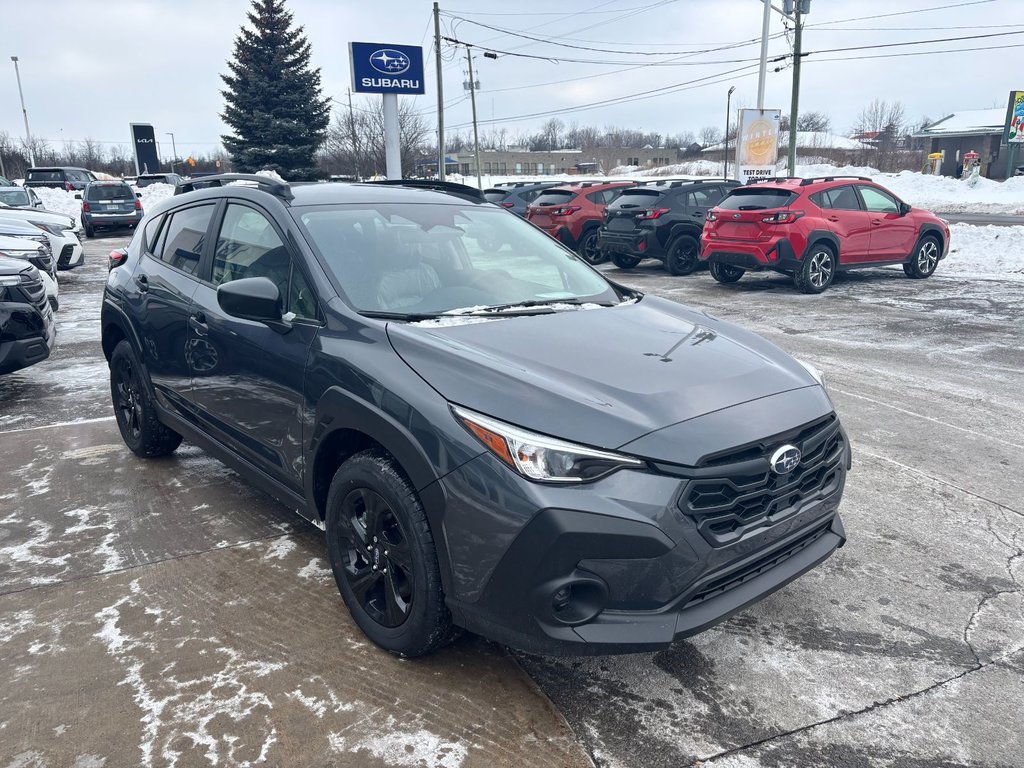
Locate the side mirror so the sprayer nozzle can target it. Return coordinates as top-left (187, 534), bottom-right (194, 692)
top-left (216, 276), bottom-right (291, 333)
top-left (899, 202), bottom-right (911, 216)
top-left (74, 193), bottom-right (82, 200)
top-left (136, 192), bottom-right (142, 199)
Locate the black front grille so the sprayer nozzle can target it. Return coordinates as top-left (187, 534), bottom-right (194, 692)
top-left (58, 244), bottom-right (74, 267)
top-left (682, 521), bottom-right (833, 608)
top-left (679, 416), bottom-right (845, 546)
top-left (28, 253), bottom-right (55, 277)
top-left (17, 271), bottom-right (48, 312)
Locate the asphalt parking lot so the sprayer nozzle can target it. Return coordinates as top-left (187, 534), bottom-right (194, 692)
top-left (2, 236), bottom-right (1022, 768)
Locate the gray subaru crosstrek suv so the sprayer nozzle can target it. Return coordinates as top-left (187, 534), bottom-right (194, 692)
top-left (101, 175), bottom-right (849, 657)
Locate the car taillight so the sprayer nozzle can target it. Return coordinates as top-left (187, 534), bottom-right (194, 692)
top-left (82, 201), bottom-right (91, 212)
top-left (636, 208), bottom-right (670, 220)
top-left (134, 200), bottom-right (142, 210)
top-left (761, 210), bottom-right (804, 224)
top-left (501, 201), bottom-right (514, 208)
top-left (706, 210), bottom-right (719, 222)
top-left (108, 248), bottom-right (129, 271)
top-left (552, 206), bottom-right (581, 217)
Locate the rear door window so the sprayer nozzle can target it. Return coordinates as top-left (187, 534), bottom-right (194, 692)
top-left (152, 204), bottom-right (215, 276)
top-left (532, 190), bottom-right (576, 207)
top-left (823, 186), bottom-right (862, 211)
top-left (686, 189), bottom-right (716, 208)
top-left (717, 188), bottom-right (797, 211)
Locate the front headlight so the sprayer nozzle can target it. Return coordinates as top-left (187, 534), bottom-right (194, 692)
top-left (0, 249), bottom-right (36, 261)
top-left (29, 220), bottom-right (65, 236)
top-left (796, 358), bottom-right (825, 387)
top-left (453, 406), bottom-right (644, 483)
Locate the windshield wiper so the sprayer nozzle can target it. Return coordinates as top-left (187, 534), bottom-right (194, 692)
top-left (359, 310), bottom-right (446, 322)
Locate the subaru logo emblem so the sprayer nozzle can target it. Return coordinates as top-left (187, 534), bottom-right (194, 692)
top-left (732, 213), bottom-right (742, 219)
top-left (370, 49), bottom-right (410, 75)
top-left (770, 444), bottom-right (801, 475)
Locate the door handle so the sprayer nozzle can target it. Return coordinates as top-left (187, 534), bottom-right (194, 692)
top-left (827, 216), bottom-right (840, 222)
top-left (134, 274), bottom-right (149, 292)
top-left (871, 219), bottom-right (883, 226)
top-left (189, 311), bottom-right (208, 337)
top-left (691, 211), bottom-right (704, 217)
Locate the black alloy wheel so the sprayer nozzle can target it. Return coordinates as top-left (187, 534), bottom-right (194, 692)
top-left (578, 229), bottom-right (604, 265)
top-left (664, 235), bottom-right (700, 276)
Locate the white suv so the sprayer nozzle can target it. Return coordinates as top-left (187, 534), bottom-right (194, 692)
top-left (0, 234), bottom-right (58, 310)
top-left (0, 205), bottom-right (84, 270)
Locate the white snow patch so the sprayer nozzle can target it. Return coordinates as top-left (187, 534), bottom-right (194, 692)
top-left (297, 558), bottom-right (332, 582)
top-left (411, 315), bottom-right (499, 327)
top-left (0, 519), bottom-right (71, 583)
top-left (942, 224), bottom-right (1024, 281)
top-left (71, 756), bottom-right (107, 768)
top-left (263, 537), bottom-right (296, 560)
top-left (286, 680), bottom-right (356, 719)
top-left (329, 718), bottom-right (467, 768)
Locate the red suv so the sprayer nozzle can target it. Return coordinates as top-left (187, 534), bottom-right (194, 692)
top-left (526, 181), bottom-right (635, 263)
top-left (700, 176), bottom-right (950, 293)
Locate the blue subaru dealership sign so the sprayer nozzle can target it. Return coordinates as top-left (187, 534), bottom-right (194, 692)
top-left (350, 42), bottom-right (425, 95)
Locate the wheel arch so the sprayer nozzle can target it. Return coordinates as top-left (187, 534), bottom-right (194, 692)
top-left (101, 300), bottom-right (145, 364)
top-left (913, 223), bottom-right (945, 258)
top-left (800, 230), bottom-right (840, 262)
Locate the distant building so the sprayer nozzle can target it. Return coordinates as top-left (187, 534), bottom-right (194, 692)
top-left (415, 147), bottom-right (676, 177)
top-left (914, 109), bottom-right (1009, 179)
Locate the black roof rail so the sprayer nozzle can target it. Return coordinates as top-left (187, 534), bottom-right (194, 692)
top-left (174, 173), bottom-right (293, 200)
top-left (799, 175), bottom-right (872, 185)
top-left (365, 179), bottom-right (485, 202)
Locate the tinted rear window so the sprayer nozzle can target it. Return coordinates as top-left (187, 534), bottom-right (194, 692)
top-left (484, 190), bottom-right (508, 203)
top-left (532, 190), bottom-right (576, 206)
top-left (717, 188), bottom-right (797, 211)
top-left (87, 185), bottom-right (134, 201)
top-left (608, 189), bottom-right (666, 210)
top-left (135, 176), bottom-right (168, 188)
top-left (28, 170), bottom-right (63, 181)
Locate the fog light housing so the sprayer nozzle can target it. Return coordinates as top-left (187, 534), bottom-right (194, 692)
top-left (542, 573), bottom-right (609, 626)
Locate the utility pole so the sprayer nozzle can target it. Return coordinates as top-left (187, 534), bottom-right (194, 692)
top-left (433, 2), bottom-right (446, 180)
top-left (465, 48), bottom-right (482, 190)
top-left (166, 132), bottom-right (178, 174)
top-left (756, 0), bottom-right (771, 109)
top-left (787, 5), bottom-right (804, 176)
top-left (10, 56), bottom-right (35, 167)
top-left (346, 88), bottom-right (361, 180)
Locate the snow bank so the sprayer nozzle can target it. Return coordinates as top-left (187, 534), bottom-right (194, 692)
top-left (33, 187), bottom-right (83, 223)
top-left (944, 224), bottom-right (1024, 281)
top-left (883, 172), bottom-right (1024, 216)
top-left (137, 183), bottom-right (175, 211)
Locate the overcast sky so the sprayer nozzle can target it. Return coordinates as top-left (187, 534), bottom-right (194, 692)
top-left (0, 0), bottom-right (1017, 160)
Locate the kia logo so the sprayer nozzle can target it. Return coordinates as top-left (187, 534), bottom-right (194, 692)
top-left (137, 138), bottom-right (154, 143)
top-left (770, 444), bottom-right (801, 475)
top-left (370, 49), bottom-right (410, 75)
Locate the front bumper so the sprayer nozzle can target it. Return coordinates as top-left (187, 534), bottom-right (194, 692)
top-left (439, 418), bottom-right (849, 655)
top-left (55, 232), bottom-right (84, 270)
top-left (0, 303), bottom-right (55, 375)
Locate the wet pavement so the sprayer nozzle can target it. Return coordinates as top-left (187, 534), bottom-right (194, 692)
top-left (1, 238), bottom-right (1022, 767)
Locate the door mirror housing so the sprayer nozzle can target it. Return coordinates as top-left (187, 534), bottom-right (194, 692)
top-left (74, 193), bottom-right (82, 200)
top-left (217, 277), bottom-right (291, 333)
top-left (898, 201), bottom-right (911, 216)
top-left (136, 192), bottom-right (143, 199)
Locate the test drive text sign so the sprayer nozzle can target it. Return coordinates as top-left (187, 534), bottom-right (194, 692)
top-left (735, 109), bottom-right (781, 184)
top-left (349, 42), bottom-right (425, 95)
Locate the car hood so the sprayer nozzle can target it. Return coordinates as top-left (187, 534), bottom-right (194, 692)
top-left (0, 254), bottom-right (33, 275)
top-left (0, 208), bottom-right (74, 229)
top-left (387, 296), bottom-right (819, 452)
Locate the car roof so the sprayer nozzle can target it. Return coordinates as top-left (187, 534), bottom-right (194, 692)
top-left (543, 180), bottom-right (635, 193)
top-left (29, 166), bottom-right (90, 172)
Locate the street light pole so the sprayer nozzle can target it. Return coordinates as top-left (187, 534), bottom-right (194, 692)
top-left (724, 85), bottom-right (736, 180)
top-left (465, 48), bottom-right (482, 190)
top-left (10, 56), bottom-right (35, 167)
top-left (787, 5), bottom-right (804, 176)
top-left (166, 132), bottom-right (178, 174)
top-left (756, 0), bottom-right (771, 109)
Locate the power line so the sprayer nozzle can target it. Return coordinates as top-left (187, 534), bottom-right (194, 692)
top-left (805, 40), bottom-right (1024, 64)
top-left (806, 0), bottom-right (996, 27)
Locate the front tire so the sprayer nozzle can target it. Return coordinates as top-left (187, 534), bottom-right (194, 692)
top-left (904, 236), bottom-right (940, 279)
top-left (109, 340), bottom-right (182, 457)
top-left (577, 229), bottom-right (604, 265)
top-left (325, 450), bottom-right (455, 657)
top-left (709, 261), bottom-right (745, 284)
top-left (612, 253), bottom-right (642, 269)
top-left (664, 235), bottom-right (700, 276)
top-left (795, 244), bottom-right (836, 294)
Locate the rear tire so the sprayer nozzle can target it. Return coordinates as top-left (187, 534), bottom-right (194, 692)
top-left (84, 224), bottom-right (95, 239)
top-left (325, 450), bottom-right (456, 657)
top-left (794, 243), bottom-right (836, 294)
top-left (904, 236), bottom-right (940, 279)
top-left (109, 340), bottom-right (182, 457)
top-left (709, 261), bottom-right (745, 284)
top-left (577, 228), bottom-right (604, 265)
top-left (612, 253), bottom-right (642, 269)
top-left (664, 235), bottom-right (700, 276)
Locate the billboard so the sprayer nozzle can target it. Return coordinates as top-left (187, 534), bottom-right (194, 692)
top-left (349, 42), bottom-right (425, 95)
top-left (130, 123), bottom-right (160, 175)
top-left (734, 109), bottom-right (781, 183)
top-left (1005, 90), bottom-right (1024, 144)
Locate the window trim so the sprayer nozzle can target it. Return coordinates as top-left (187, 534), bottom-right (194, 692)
top-left (143, 200), bottom-right (220, 281)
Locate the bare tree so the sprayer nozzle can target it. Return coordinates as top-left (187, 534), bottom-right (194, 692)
top-left (854, 99), bottom-right (907, 171)
top-left (320, 96), bottom-right (431, 178)
top-left (698, 126), bottom-right (723, 148)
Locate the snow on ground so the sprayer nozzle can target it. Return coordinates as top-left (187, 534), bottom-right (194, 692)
top-left (32, 183), bottom-right (176, 226)
top-left (882, 172), bottom-right (1024, 216)
top-left (943, 224), bottom-right (1024, 281)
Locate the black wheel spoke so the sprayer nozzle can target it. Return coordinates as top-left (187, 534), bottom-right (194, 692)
top-left (348, 565), bottom-right (382, 603)
top-left (385, 540), bottom-right (413, 576)
top-left (383, 568), bottom-right (408, 625)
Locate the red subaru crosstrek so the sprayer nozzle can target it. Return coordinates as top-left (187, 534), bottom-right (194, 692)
top-left (526, 181), bottom-right (635, 264)
top-left (700, 176), bottom-right (950, 293)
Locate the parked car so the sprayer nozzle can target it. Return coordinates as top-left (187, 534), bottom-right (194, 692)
top-left (0, 225), bottom-right (58, 310)
top-left (0, 175), bottom-right (14, 186)
top-left (79, 181), bottom-right (143, 238)
top-left (526, 180), bottom-right (635, 264)
top-left (600, 179), bottom-right (740, 275)
top-left (123, 176), bottom-right (138, 186)
top-left (24, 166), bottom-right (97, 192)
top-left (135, 173), bottom-right (184, 189)
top-left (0, 256), bottom-right (55, 374)
top-left (700, 176), bottom-right (951, 293)
top-left (0, 185), bottom-right (45, 210)
top-left (483, 181), bottom-right (563, 218)
top-left (0, 206), bottom-right (84, 270)
top-left (102, 173), bottom-right (849, 657)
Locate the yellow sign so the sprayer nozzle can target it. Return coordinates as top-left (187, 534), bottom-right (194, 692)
top-left (734, 109), bottom-right (781, 183)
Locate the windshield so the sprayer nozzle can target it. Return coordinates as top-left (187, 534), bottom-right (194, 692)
top-left (608, 189), bottom-right (665, 210)
top-left (135, 176), bottom-right (169, 188)
top-left (28, 169), bottom-right (63, 182)
top-left (717, 188), bottom-right (796, 211)
top-left (0, 188), bottom-right (30, 207)
top-left (295, 203), bottom-right (620, 317)
top-left (531, 190), bottom-right (576, 207)
top-left (87, 185), bottom-right (134, 201)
